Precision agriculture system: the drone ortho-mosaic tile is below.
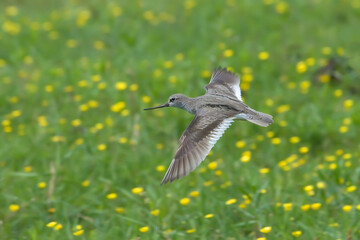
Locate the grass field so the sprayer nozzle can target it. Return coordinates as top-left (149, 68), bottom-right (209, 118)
top-left (1, 0), bottom-right (360, 239)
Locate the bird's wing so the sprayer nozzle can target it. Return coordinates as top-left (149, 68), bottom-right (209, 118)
top-left (204, 67), bottom-right (242, 101)
top-left (161, 114), bottom-right (234, 184)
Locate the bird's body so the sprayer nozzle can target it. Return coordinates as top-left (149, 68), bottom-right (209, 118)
top-left (144, 67), bottom-right (273, 184)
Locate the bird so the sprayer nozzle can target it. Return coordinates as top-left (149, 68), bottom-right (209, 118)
top-left (144, 67), bottom-right (273, 184)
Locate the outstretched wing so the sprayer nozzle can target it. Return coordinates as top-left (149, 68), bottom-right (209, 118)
top-left (161, 114), bottom-right (234, 184)
top-left (204, 67), bottom-right (242, 101)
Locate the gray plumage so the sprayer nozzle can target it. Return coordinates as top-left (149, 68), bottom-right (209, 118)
top-left (144, 67), bottom-right (273, 184)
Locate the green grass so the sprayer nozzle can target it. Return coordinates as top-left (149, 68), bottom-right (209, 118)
top-left (1, 0), bottom-right (360, 239)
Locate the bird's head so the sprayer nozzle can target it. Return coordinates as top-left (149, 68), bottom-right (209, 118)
top-left (144, 93), bottom-right (187, 110)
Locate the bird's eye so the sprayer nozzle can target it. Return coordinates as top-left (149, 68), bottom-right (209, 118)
top-left (169, 98), bottom-right (175, 102)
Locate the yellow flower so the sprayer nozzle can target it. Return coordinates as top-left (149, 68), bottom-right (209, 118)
top-left (343, 205), bottom-right (352, 212)
top-left (54, 224), bottom-right (63, 230)
top-left (9, 204), bottom-right (20, 212)
top-left (111, 101), bottom-right (126, 112)
top-left (129, 84), bottom-right (138, 91)
top-left (132, 187), bottom-right (144, 195)
top-left (236, 140), bottom-right (246, 148)
top-left (46, 221), bottom-right (57, 227)
top-left (271, 137), bottom-right (281, 145)
top-left (223, 49), bottom-right (234, 58)
top-left (329, 163), bottom-right (337, 170)
top-left (322, 47), bottom-right (332, 55)
top-left (115, 82), bottom-right (127, 90)
top-left (121, 109), bottom-right (130, 117)
top-left (115, 207), bottom-right (124, 213)
top-left (344, 99), bottom-right (354, 109)
top-left (311, 203), bottom-right (322, 210)
top-left (156, 165), bottom-right (165, 172)
top-left (296, 61), bottom-right (307, 73)
top-left (163, 60), bottom-right (173, 68)
top-left (180, 198), bottom-right (190, 205)
top-left (256, 238), bottom-right (266, 240)
top-left (71, 119), bottom-right (81, 127)
top-left (260, 226), bottom-right (271, 234)
top-left (93, 40), bottom-right (105, 50)
top-left (306, 57), bottom-right (315, 66)
top-left (316, 182), bottom-right (326, 189)
top-left (289, 136), bottom-right (300, 144)
top-left (111, 6), bottom-right (123, 17)
top-left (204, 213), bottom-right (214, 218)
top-left (259, 168), bottom-right (269, 174)
top-left (82, 180), bottom-right (90, 187)
top-left (283, 203), bottom-right (293, 211)
top-left (2, 21), bottom-right (21, 35)
top-left (299, 146), bottom-right (309, 154)
top-left (277, 104), bottom-right (290, 113)
top-left (97, 144), bottom-right (106, 151)
top-left (189, 191), bottom-right (200, 197)
top-left (339, 126), bottom-right (348, 133)
top-left (319, 74), bottom-right (330, 83)
top-left (242, 74), bottom-right (253, 83)
top-left (139, 226), bottom-right (149, 233)
top-left (184, 0), bottom-right (196, 9)
top-left (241, 151), bottom-right (251, 162)
top-left (6, 6), bottom-right (19, 16)
top-left (75, 138), bottom-right (84, 145)
top-left (275, 1), bottom-right (288, 14)
top-left (301, 204), bottom-right (310, 211)
top-left (258, 51), bottom-right (269, 60)
top-left (24, 166), bottom-right (32, 172)
top-left (143, 10), bottom-right (155, 21)
top-left (334, 89), bottom-right (343, 97)
top-left (38, 182), bottom-right (46, 188)
top-left (225, 198), bottom-right (237, 205)
top-left (142, 96), bottom-right (151, 103)
top-left (151, 209), bottom-right (160, 216)
top-left (186, 228), bottom-right (196, 233)
top-left (292, 231), bottom-right (302, 237)
top-left (346, 185), bottom-right (356, 192)
top-left (73, 230), bottom-right (84, 236)
top-left (337, 47), bottom-right (345, 56)
top-left (208, 161), bottom-right (217, 170)
top-left (106, 193), bottom-right (117, 199)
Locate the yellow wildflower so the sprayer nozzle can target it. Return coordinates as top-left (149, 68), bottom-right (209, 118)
top-left (260, 226), bottom-right (272, 234)
top-left (292, 231), bottom-right (302, 237)
top-left (132, 187), bottom-right (144, 195)
top-left (73, 230), bottom-right (84, 236)
top-left (151, 209), bottom-right (160, 216)
top-left (189, 191), bottom-right (200, 197)
top-left (225, 199), bottom-right (237, 205)
top-left (258, 51), bottom-right (269, 60)
top-left (343, 205), bottom-right (352, 212)
top-left (106, 193), bottom-right (117, 199)
top-left (180, 198), bottom-right (190, 205)
top-left (9, 204), bottom-right (20, 212)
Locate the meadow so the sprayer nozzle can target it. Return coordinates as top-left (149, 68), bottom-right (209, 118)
top-left (1, 0), bottom-right (360, 239)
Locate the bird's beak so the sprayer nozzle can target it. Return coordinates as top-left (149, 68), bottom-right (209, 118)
top-left (144, 103), bottom-right (169, 110)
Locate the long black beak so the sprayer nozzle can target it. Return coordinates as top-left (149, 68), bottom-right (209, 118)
top-left (144, 103), bottom-right (169, 110)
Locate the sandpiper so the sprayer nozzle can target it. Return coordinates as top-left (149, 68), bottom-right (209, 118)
top-left (144, 67), bottom-right (273, 184)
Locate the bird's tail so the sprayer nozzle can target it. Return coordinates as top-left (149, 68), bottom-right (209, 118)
top-left (237, 109), bottom-right (273, 127)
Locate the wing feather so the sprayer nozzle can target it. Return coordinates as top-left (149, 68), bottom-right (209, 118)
top-left (161, 116), bottom-right (234, 184)
top-left (204, 67), bottom-right (242, 101)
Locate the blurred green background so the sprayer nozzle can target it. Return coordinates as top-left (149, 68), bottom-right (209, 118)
top-left (1, 0), bottom-right (360, 239)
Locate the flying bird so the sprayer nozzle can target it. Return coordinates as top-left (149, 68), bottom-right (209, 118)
top-left (144, 67), bottom-right (273, 184)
